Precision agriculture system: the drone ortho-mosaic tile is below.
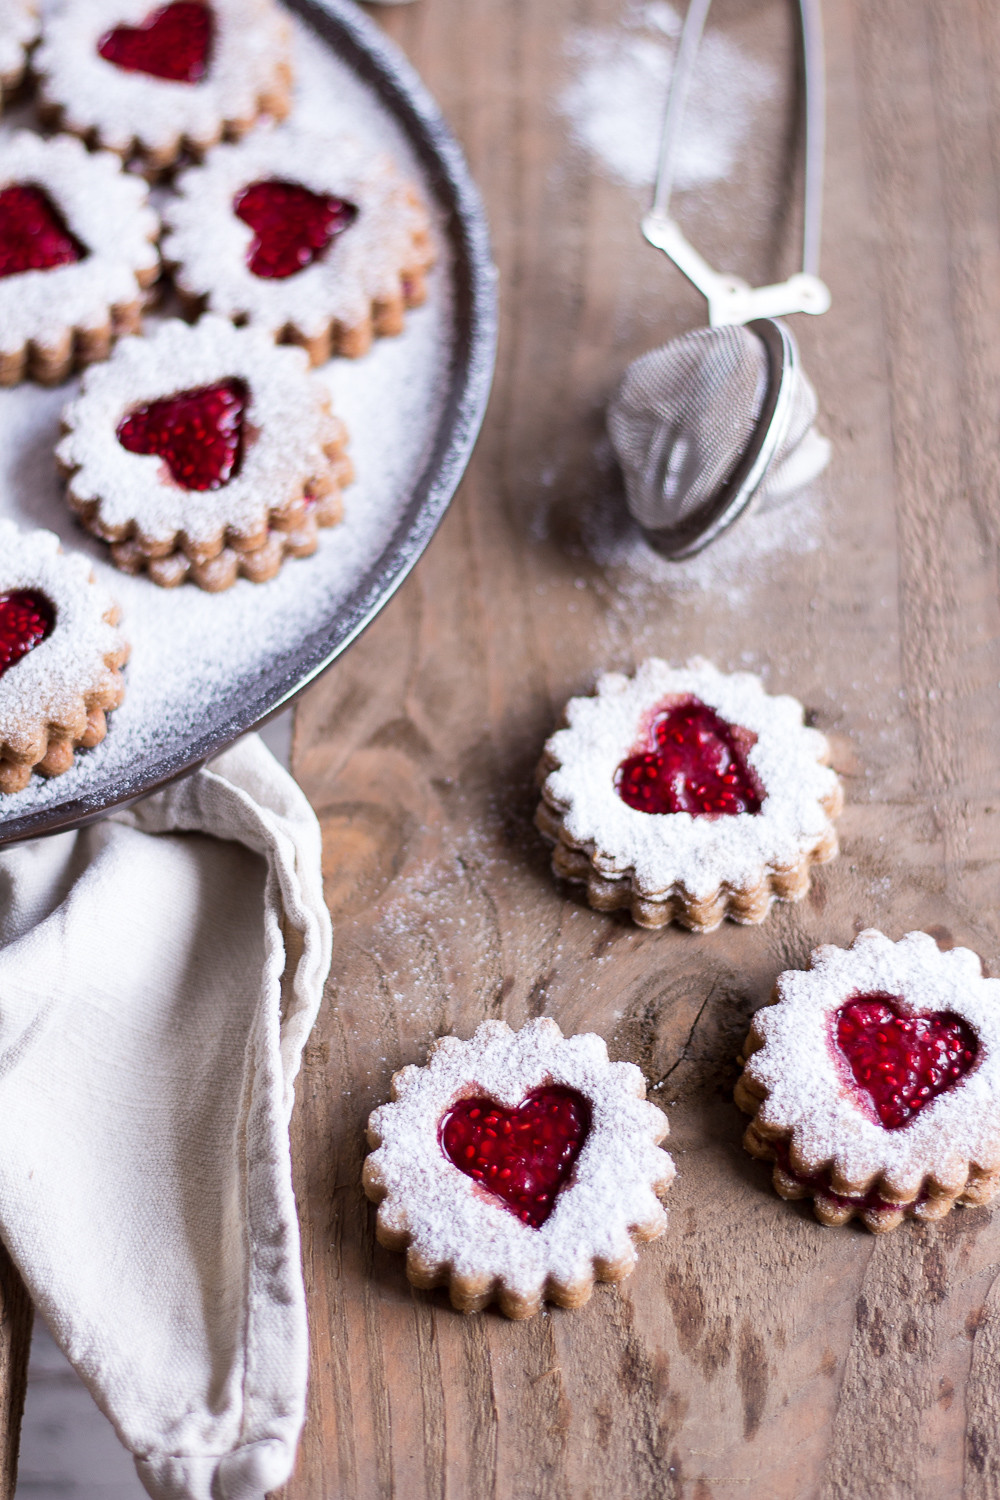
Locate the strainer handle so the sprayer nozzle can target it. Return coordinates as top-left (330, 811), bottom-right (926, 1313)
top-left (799, 0), bottom-right (825, 279)
top-left (644, 0), bottom-right (830, 327)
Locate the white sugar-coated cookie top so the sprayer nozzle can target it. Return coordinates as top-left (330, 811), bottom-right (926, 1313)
top-left (746, 929), bottom-right (1000, 1199)
top-left (540, 657), bottom-right (840, 899)
top-left (58, 315), bottom-right (345, 546)
top-left (0, 0), bottom-right (38, 85)
top-left (36, 0), bottom-right (291, 157)
top-left (163, 124), bottom-right (431, 339)
top-left (0, 131), bottom-right (158, 355)
top-left (366, 1017), bottom-right (674, 1299)
top-left (0, 522), bottom-right (125, 752)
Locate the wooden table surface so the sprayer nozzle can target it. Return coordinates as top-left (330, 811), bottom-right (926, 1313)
top-left (6, 0), bottom-right (1000, 1495)
top-left (273, 0), bottom-right (1000, 1495)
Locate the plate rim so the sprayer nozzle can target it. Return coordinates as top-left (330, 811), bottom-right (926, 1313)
top-left (0, 0), bottom-right (498, 846)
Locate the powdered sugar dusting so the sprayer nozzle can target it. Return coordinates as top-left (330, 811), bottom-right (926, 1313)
top-left (36, 0), bottom-right (291, 158)
top-left (558, 2), bottom-right (774, 193)
top-left (59, 317), bottom-right (343, 545)
top-left (745, 930), bottom-right (1000, 1200)
top-left (540, 658), bottom-right (839, 898)
top-left (0, 522), bottom-right (125, 753)
top-left (365, 1017), bottom-right (673, 1302)
top-left (0, 0), bottom-right (37, 88)
top-left (582, 460), bottom-right (824, 610)
top-left (0, 11), bottom-right (454, 819)
top-left (0, 132), bottom-right (157, 355)
top-left (163, 124), bottom-right (432, 341)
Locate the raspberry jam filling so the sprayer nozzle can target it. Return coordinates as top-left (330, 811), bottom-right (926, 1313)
top-left (0, 186), bottom-right (85, 279)
top-left (0, 591), bottom-right (55, 681)
top-left (117, 378), bottom-right (247, 491)
top-left (98, 1), bottom-right (213, 84)
top-left (834, 993), bottom-right (978, 1130)
top-left (615, 695), bottom-right (764, 817)
top-left (439, 1086), bottom-right (591, 1228)
top-left (233, 179), bottom-right (358, 280)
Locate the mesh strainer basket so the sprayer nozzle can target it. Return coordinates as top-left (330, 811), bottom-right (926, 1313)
top-left (609, 319), bottom-right (831, 557)
top-left (610, 0), bottom-right (831, 559)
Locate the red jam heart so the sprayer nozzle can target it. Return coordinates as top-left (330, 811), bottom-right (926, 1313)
top-left (117, 379), bottom-right (246, 491)
top-left (0, 186), bottom-right (85, 279)
top-left (835, 993), bottom-right (978, 1130)
top-left (233, 180), bottom-right (358, 281)
top-left (98, 1), bottom-right (213, 84)
top-left (0, 591), bottom-right (55, 680)
top-left (439, 1086), bottom-right (591, 1228)
top-left (616, 695), bottom-right (764, 817)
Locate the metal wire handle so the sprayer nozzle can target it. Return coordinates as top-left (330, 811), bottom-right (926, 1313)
top-left (643, 0), bottom-right (831, 326)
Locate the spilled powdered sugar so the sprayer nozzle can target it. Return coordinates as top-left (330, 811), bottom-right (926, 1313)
top-left (558, 1), bottom-right (774, 193)
top-left (365, 1017), bottom-right (674, 1301)
top-left (0, 12), bottom-right (454, 822)
top-left (540, 658), bottom-right (839, 899)
top-left (745, 930), bottom-right (1000, 1198)
top-left (582, 446), bottom-right (824, 607)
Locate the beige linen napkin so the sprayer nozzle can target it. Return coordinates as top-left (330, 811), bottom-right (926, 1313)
top-left (0, 735), bottom-right (331, 1499)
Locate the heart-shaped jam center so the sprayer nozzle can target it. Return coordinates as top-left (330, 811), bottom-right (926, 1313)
top-left (98, 1), bottom-right (213, 84)
top-left (835, 993), bottom-right (978, 1130)
top-left (117, 379), bottom-right (246, 491)
top-left (439, 1086), bottom-right (591, 1228)
top-left (0, 591), bottom-right (55, 681)
top-left (0, 186), bottom-right (85, 279)
top-left (616, 695), bottom-right (764, 817)
top-left (233, 180), bottom-right (358, 281)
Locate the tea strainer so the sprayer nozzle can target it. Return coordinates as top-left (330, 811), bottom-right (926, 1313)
top-left (608, 0), bottom-right (831, 559)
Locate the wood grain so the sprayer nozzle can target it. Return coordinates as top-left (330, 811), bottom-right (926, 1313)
top-left (272, 0), bottom-right (1000, 1493)
top-left (0, 1246), bottom-right (31, 1499)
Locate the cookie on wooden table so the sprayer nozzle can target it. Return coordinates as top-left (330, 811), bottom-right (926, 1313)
top-left (0, 523), bottom-right (128, 794)
top-left (0, 0), bottom-right (38, 109)
top-left (0, 131), bottom-right (159, 386)
top-left (162, 124), bottom-right (435, 362)
top-left (536, 657), bottom-right (843, 931)
top-left (57, 315), bottom-right (353, 592)
top-left (35, 0), bottom-right (293, 173)
top-left (363, 1018), bottom-right (675, 1319)
top-left (736, 929), bottom-right (1000, 1232)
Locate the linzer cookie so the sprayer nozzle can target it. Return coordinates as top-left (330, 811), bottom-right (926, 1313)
top-left (0, 523), bottom-right (128, 794)
top-left (0, 0), bottom-right (38, 109)
top-left (162, 125), bottom-right (435, 361)
top-left (736, 930), bottom-right (1000, 1233)
top-left (363, 1018), bottom-right (674, 1319)
top-left (35, 0), bottom-right (293, 173)
top-left (536, 658), bottom-right (842, 931)
top-left (0, 132), bottom-right (159, 386)
top-left (57, 315), bottom-right (353, 591)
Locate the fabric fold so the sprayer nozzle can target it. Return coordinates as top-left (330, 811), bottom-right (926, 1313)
top-left (0, 736), bottom-right (331, 1497)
